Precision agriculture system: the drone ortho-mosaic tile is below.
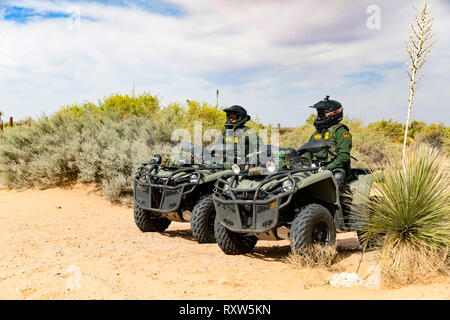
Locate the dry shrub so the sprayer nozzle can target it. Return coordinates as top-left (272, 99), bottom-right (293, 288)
top-left (0, 112), bottom-right (173, 204)
top-left (283, 244), bottom-right (340, 269)
top-left (279, 123), bottom-right (314, 150)
top-left (380, 241), bottom-right (448, 286)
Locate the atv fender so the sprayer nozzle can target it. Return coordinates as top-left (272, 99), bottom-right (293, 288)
top-left (200, 169), bottom-right (233, 183)
top-left (293, 170), bottom-right (345, 230)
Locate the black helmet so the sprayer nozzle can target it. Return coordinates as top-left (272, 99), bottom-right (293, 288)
top-left (309, 95), bottom-right (343, 130)
top-left (223, 105), bottom-right (251, 129)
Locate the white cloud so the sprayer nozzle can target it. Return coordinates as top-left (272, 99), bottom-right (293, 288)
top-left (0, 0), bottom-right (449, 126)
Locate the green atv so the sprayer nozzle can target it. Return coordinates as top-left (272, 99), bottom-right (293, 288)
top-left (133, 142), bottom-right (233, 243)
top-left (212, 140), bottom-right (378, 254)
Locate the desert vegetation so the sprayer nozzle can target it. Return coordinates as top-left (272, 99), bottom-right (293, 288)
top-left (0, 92), bottom-right (448, 286)
top-left (0, 92), bottom-right (448, 203)
top-left (355, 144), bottom-right (449, 285)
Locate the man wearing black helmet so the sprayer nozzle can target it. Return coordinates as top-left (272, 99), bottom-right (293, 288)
top-left (216, 105), bottom-right (262, 164)
top-left (302, 96), bottom-right (352, 190)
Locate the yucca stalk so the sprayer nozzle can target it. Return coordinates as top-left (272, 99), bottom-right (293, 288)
top-left (356, 144), bottom-right (449, 283)
top-left (402, 1), bottom-right (436, 162)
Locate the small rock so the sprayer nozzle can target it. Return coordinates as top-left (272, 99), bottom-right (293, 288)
top-left (364, 265), bottom-right (381, 290)
top-left (328, 272), bottom-right (365, 288)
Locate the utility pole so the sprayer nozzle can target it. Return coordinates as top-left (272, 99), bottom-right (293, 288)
top-left (216, 89), bottom-right (219, 107)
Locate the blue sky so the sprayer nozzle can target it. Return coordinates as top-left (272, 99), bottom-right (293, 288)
top-left (0, 0), bottom-right (449, 126)
top-left (2, 5), bottom-right (70, 22)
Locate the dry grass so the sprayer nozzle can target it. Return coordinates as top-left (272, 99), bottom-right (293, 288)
top-left (380, 241), bottom-right (449, 286)
top-left (282, 244), bottom-right (340, 269)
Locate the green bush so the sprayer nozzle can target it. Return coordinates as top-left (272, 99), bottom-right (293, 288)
top-left (58, 92), bottom-right (161, 119)
top-left (0, 112), bottom-right (173, 203)
top-left (366, 119), bottom-right (405, 143)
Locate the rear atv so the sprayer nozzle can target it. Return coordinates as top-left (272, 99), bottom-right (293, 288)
top-left (213, 140), bottom-right (380, 255)
top-left (133, 143), bottom-right (233, 243)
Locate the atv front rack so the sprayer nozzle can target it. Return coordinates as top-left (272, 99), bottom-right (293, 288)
top-left (134, 163), bottom-right (222, 213)
top-left (213, 171), bottom-right (301, 233)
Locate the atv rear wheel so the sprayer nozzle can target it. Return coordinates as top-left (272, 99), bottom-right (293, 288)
top-left (190, 194), bottom-right (216, 243)
top-left (214, 216), bottom-right (257, 255)
top-left (134, 205), bottom-right (171, 232)
top-left (290, 203), bottom-right (336, 252)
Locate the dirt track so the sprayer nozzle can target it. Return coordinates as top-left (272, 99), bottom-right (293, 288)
top-left (0, 184), bottom-right (448, 300)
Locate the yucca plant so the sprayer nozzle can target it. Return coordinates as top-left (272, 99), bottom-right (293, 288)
top-left (356, 144), bottom-right (449, 284)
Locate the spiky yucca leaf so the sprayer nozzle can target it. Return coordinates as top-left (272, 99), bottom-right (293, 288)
top-left (355, 144), bottom-right (449, 282)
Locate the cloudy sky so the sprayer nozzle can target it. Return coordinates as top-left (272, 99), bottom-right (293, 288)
top-left (0, 0), bottom-right (449, 126)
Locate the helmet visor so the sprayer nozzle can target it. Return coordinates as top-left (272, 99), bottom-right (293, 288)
top-left (317, 110), bottom-right (327, 119)
top-left (227, 113), bottom-right (240, 123)
top-left (318, 107), bottom-right (342, 119)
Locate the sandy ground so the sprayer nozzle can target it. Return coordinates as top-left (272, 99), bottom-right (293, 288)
top-left (0, 184), bottom-right (448, 300)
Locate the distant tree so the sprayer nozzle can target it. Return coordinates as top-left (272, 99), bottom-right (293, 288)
top-left (401, 1), bottom-right (436, 161)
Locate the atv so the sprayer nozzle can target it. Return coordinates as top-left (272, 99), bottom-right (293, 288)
top-left (212, 140), bottom-right (379, 254)
top-left (133, 142), bottom-right (234, 243)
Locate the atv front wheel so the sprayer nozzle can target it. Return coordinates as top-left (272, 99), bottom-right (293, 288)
top-left (134, 205), bottom-right (171, 232)
top-left (290, 203), bottom-right (336, 252)
top-left (190, 194), bottom-right (216, 243)
top-left (214, 216), bottom-right (257, 255)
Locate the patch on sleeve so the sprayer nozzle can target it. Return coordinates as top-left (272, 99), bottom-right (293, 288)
top-left (343, 132), bottom-right (350, 139)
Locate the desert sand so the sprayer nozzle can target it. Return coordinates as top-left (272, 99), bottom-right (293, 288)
top-left (0, 184), bottom-right (448, 300)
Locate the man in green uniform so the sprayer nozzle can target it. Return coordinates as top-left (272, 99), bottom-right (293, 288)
top-left (302, 96), bottom-right (352, 190)
top-left (215, 105), bottom-right (262, 165)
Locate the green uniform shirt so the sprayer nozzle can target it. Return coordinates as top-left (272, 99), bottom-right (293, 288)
top-left (217, 126), bottom-right (262, 163)
top-left (303, 123), bottom-right (352, 173)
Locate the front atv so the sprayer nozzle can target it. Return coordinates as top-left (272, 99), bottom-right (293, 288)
top-left (212, 141), bottom-right (379, 254)
top-left (133, 143), bottom-right (232, 243)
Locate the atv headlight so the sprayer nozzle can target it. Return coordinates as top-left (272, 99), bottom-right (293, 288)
top-left (266, 161), bottom-right (276, 173)
top-left (177, 157), bottom-right (187, 165)
top-left (282, 179), bottom-right (293, 192)
top-left (190, 174), bottom-right (199, 183)
top-left (232, 164), bottom-right (241, 174)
